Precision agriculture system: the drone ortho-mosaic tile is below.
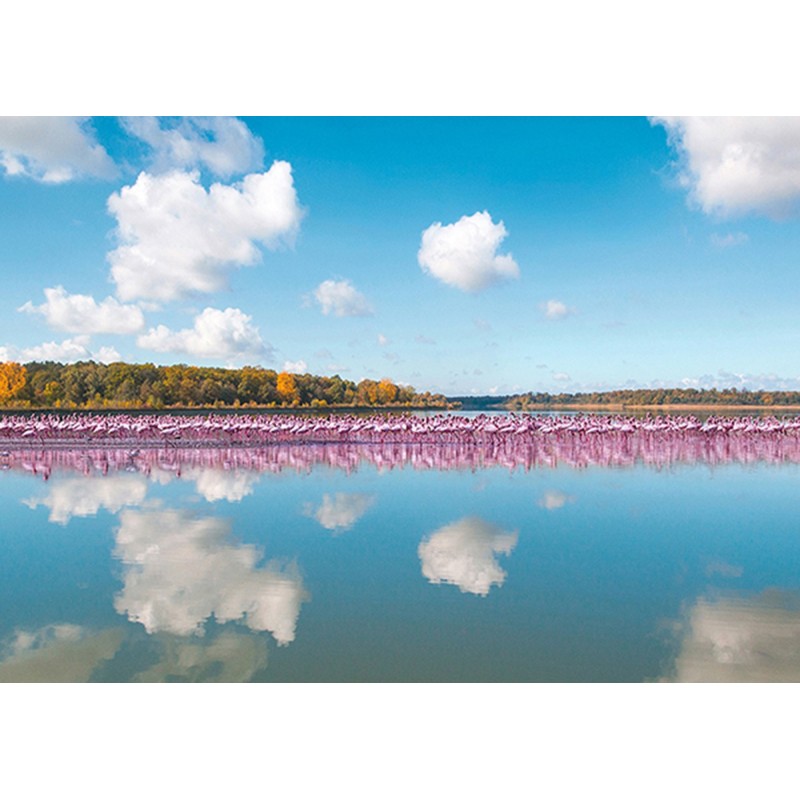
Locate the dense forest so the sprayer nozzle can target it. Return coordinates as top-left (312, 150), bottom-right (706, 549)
top-left (3, 360), bottom-right (798, 411)
top-left (506, 388), bottom-right (800, 408)
top-left (0, 361), bottom-right (448, 409)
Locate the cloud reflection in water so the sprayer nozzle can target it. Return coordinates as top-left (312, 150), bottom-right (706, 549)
top-left (114, 509), bottom-right (309, 644)
top-left (305, 492), bottom-right (375, 532)
top-left (418, 516), bottom-right (518, 596)
top-left (669, 590), bottom-right (800, 682)
top-left (23, 474), bottom-right (149, 524)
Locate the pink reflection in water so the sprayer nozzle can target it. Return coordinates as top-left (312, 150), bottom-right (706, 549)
top-left (5, 421), bottom-right (800, 480)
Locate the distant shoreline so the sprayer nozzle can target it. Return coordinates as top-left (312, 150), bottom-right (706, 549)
top-left (504, 404), bottom-right (800, 412)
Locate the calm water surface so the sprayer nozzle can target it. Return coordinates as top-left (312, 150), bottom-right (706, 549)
top-left (2, 443), bottom-right (800, 682)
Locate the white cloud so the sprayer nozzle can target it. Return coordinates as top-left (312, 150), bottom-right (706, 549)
top-left (184, 468), bottom-right (260, 503)
top-left (552, 371), bottom-right (571, 382)
top-left (107, 163), bottom-right (303, 302)
top-left (679, 370), bottom-right (800, 391)
top-left (19, 286), bottom-right (144, 334)
top-left (114, 509), bottom-right (309, 644)
top-left (668, 591), bottom-right (800, 681)
top-left (0, 117), bottom-right (116, 183)
top-left (418, 516), bottom-right (517, 596)
top-left (313, 279), bottom-right (373, 317)
top-left (541, 299), bottom-right (572, 319)
top-left (654, 117), bottom-right (800, 216)
top-left (94, 345), bottom-right (122, 363)
top-left (537, 490), bottom-right (575, 511)
top-left (121, 116), bottom-right (264, 178)
top-left (282, 359), bottom-right (307, 373)
top-left (137, 307), bottom-right (268, 363)
top-left (0, 335), bottom-right (120, 364)
top-left (418, 210), bottom-right (519, 292)
top-left (710, 231), bottom-right (749, 248)
top-left (24, 474), bottom-right (149, 524)
top-left (306, 493), bottom-right (375, 532)
top-left (377, 333), bottom-right (389, 346)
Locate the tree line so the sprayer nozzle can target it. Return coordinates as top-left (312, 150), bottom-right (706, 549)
top-left (0, 361), bottom-right (448, 409)
top-left (506, 387), bottom-right (800, 408)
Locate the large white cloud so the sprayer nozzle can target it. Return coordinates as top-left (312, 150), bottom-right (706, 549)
top-left (121, 116), bottom-right (265, 178)
top-left (418, 211), bottom-right (519, 292)
top-left (0, 117), bottom-right (116, 183)
top-left (137, 307), bottom-right (268, 363)
top-left (107, 163), bottom-right (303, 302)
top-left (668, 591), bottom-right (800, 682)
top-left (654, 116), bottom-right (800, 216)
top-left (313, 279), bottom-right (373, 317)
top-left (19, 286), bottom-right (144, 335)
top-left (306, 493), bottom-right (375, 532)
top-left (0, 335), bottom-right (120, 364)
top-left (24, 474), bottom-right (149, 524)
top-left (418, 516), bottom-right (518, 596)
top-left (114, 509), bottom-right (309, 644)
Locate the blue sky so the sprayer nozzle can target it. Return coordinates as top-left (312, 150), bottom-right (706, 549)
top-left (2, 116), bottom-right (800, 395)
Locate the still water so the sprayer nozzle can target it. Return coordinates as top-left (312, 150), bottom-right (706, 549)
top-left (2, 443), bottom-right (799, 682)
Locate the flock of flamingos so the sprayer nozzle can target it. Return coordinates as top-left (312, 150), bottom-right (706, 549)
top-left (4, 411), bottom-right (800, 478)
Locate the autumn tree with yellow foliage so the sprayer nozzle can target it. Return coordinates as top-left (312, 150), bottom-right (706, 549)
top-left (276, 371), bottom-right (299, 404)
top-left (0, 362), bottom-right (27, 404)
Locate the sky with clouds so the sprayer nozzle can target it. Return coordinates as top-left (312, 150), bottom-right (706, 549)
top-left (3, 116), bottom-right (800, 394)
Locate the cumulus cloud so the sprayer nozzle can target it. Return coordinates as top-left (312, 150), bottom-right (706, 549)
top-left (24, 474), bottom-right (149, 524)
top-left (107, 163), bottom-right (303, 302)
top-left (537, 490), bottom-right (575, 510)
top-left (313, 279), bottom-right (373, 317)
top-left (541, 299), bottom-right (573, 319)
top-left (0, 335), bottom-right (120, 364)
top-left (0, 624), bottom-right (123, 683)
top-left (114, 509), bottom-right (309, 644)
top-left (306, 493), bottom-right (375, 532)
top-left (377, 333), bottom-right (389, 346)
top-left (418, 211), bottom-right (519, 292)
top-left (668, 590), bottom-right (800, 682)
top-left (418, 516), bottom-right (518, 596)
top-left (137, 307), bottom-right (268, 363)
top-left (654, 117), bottom-right (800, 217)
top-left (121, 116), bottom-right (265, 178)
top-left (0, 117), bottom-right (116, 183)
top-left (282, 359), bottom-right (307, 373)
top-left (552, 371), bottom-right (571, 382)
top-left (19, 286), bottom-right (144, 334)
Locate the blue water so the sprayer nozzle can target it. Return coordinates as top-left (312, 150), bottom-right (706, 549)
top-left (2, 454), bottom-right (800, 681)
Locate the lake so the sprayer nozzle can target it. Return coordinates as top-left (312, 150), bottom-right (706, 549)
top-left (2, 433), bottom-right (800, 682)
